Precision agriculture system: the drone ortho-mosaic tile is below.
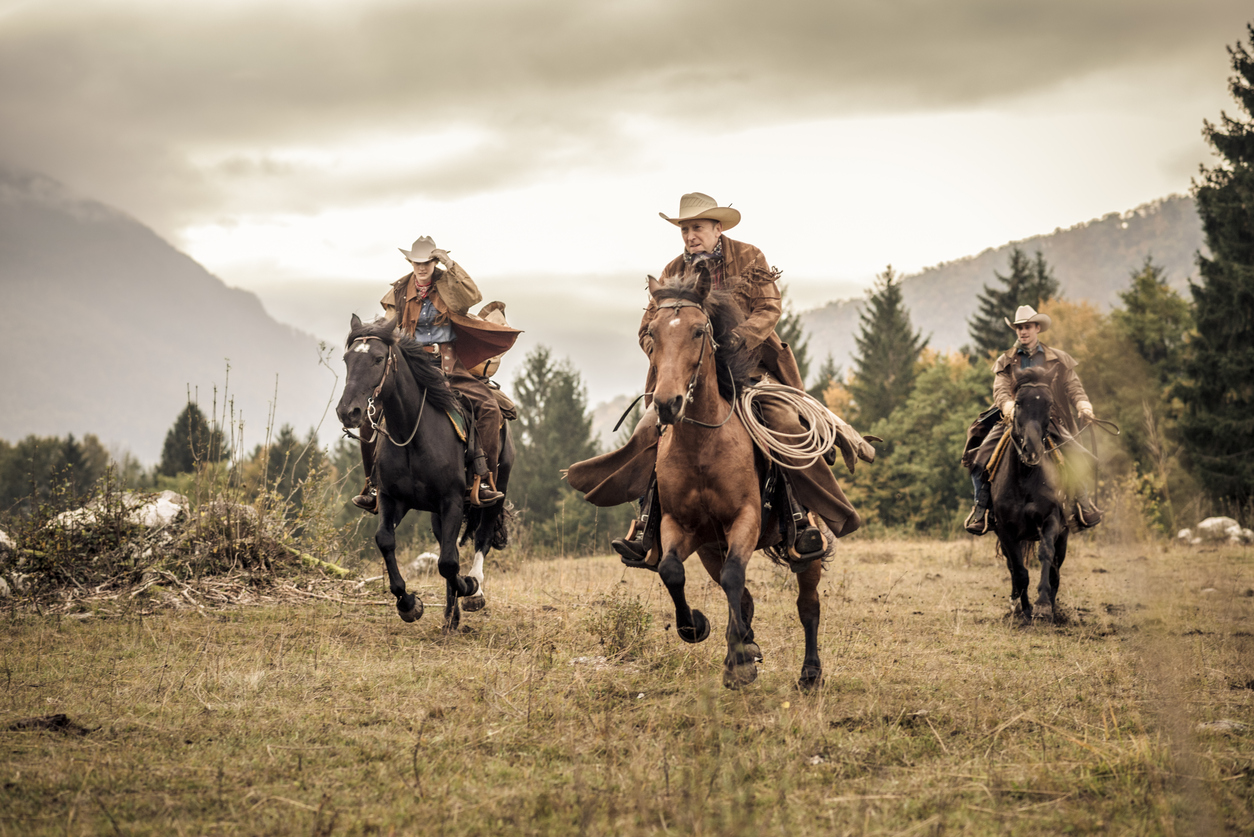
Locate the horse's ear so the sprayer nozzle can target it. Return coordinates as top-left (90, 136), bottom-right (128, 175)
top-left (647, 274), bottom-right (661, 297)
top-left (350, 313), bottom-right (362, 329)
top-left (694, 264), bottom-right (712, 301)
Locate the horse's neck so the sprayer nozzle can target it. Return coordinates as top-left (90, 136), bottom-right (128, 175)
top-left (379, 358), bottom-right (430, 447)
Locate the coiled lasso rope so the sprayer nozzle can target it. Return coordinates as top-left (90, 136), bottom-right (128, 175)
top-left (737, 383), bottom-right (842, 470)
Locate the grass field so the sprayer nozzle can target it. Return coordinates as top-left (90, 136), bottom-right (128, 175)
top-left (1, 536), bottom-right (1252, 835)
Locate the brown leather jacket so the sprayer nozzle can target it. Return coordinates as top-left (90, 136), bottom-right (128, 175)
top-left (992, 343), bottom-right (1089, 435)
top-left (638, 235), bottom-right (805, 391)
top-left (382, 265), bottom-right (521, 374)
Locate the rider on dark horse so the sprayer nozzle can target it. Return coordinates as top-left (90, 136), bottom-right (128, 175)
top-left (962, 304), bottom-right (1104, 535)
top-left (566, 192), bottom-right (875, 568)
top-left (352, 236), bottom-right (520, 513)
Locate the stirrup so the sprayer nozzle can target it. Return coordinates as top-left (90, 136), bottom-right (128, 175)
top-left (788, 513), bottom-right (828, 573)
top-left (352, 483), bottom-right (378, 515)
top-left (1073, 501), bottom-right (1102, 530)
top-left (469, 475), bottom-right (503, 506)
top-left (964, 504), bottom-right (989, 535)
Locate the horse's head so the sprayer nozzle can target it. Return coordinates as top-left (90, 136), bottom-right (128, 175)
top-left (645, 269), bottom-right (717, 425)
top-left (1011, 366), bottom-right (1054, 467)
top-left (337, 314), bottom-right (396, 429)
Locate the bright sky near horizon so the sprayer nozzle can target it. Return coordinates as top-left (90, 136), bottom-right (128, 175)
top-left (0, 0), bottom-right (1248, 309)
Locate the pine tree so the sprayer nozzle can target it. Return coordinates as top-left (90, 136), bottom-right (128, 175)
top-left (848, 266), bottom-right (928, 426)
top-left (1179, 24), bottom-right (1254, 507)
top-left (967, 247), bottom-right (1061, 360)
top-left (808, 353), bottom-right (841, 403)
top-left (511, 346), bottom-right (598, 523)
top-left (1112, 258), bottom-right (1192, 385)
top-left (775, 287), bottom-right (811, 386)
top-left (158, 403), bottom-right (227, 477)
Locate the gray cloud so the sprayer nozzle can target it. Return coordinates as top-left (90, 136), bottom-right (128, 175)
top-left (0, 0), bottom-right (1247, 233)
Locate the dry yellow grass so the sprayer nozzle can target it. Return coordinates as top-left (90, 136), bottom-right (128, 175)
top-left (1, 535), bottom-right (1251, 835)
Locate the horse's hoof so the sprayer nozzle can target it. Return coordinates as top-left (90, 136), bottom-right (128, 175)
top-left (461, 576), bottom-right (480, 598)
top-left (678, 610), bottom-right (710, 644)
top-left (723, 661), bottom-right (758, 689)
top-left (744, 642), bottom-right (763, 662)
top-left (462, 593), bottom-right (486, 613)
top-left (797, 666), bottom-right (823, 692)
top-left (397, 595), bottom-right (424, 623)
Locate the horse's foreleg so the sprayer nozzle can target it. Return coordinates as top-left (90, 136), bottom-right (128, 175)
top-left (377, 498), bottom-right (422, 624)
top-left (658, 522), bottom-right (707, 644)
top-left (720, 512), bottom-right (761, 689)
top-left (1036, 515), bottom-right (1067, 618)
top-left (999, 532), bottom-right (1032, 620)
top-left (796, 559), bottom-right (823, 691)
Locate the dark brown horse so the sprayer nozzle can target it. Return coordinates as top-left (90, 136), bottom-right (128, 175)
top-left (990, 366), bottom-right (1069, 621)
top-left (646, 270), bottom-right (824, 689)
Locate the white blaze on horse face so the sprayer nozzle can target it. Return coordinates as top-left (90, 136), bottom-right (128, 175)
top-left (352, 342), bottom-right (371, 353)
top-left (668, 317), bottom-right (682, 327)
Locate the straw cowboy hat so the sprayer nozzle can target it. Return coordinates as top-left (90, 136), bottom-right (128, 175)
top-left (1005, 305), bottom-right (1051, 332)
top-left (658, 192), bottom-right (741, 231)
top-left (398, 236), bottom-right (441, 263)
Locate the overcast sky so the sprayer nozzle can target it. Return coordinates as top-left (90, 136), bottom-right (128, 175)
top-left (1, 0), bottom-right (1249, 312)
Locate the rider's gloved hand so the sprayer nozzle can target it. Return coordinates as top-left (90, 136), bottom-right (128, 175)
top-left (1000, 400), bottom-right (1016, 422)
top-left (1077, 401), bottom-right (1095, 420)
top-left (430, 248), bottom-right (454, 267)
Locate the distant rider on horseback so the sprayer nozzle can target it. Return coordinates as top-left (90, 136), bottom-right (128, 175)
top-left (566, 192), bottom-right (875, 568)
top-left (352, 236), bottom-right (518, 513)
top-left (962, 305), bottom-right (1103, 535)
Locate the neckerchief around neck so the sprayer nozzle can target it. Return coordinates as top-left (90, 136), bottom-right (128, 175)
top-left (412, 275), bottom-right (434, 300)
top-left (683, 237), bottom-right (723, 268)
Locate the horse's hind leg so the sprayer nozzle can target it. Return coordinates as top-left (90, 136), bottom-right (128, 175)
top-left (796, 559), bottom-right (823, 691)
top-left (461, 507), bottom-right (496, 614)
top-left (433, 508), bottom-right (476, 633)
top-left (377, 497), bottom-right (423, 624)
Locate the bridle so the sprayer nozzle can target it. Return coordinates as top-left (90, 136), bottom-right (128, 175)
top-left (652, 298), bottom-right (737, 429)
top-left (342, 336), bottom-right (428, 448)
top-left (1010, 380), bottom-right (1052, 465)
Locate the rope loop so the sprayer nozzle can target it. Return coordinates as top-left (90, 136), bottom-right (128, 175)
top-left (736, 383), bottom-right (840, 470)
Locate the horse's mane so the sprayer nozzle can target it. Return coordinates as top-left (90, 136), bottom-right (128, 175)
top-left (1014, 365), bottom-right (1052, 394)
top-left (346, 318), bottom-right (462, 416)
top-left (653, 273), bottom-right (756, 400)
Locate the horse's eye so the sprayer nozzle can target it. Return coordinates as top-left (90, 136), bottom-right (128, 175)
top-left (374, 355), bottom-right (384, 364)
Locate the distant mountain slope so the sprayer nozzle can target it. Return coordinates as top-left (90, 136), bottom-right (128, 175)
top-left (802, 194), bottom-right (1206, 371)
top-left (0, 165), bottom-right (336, 462)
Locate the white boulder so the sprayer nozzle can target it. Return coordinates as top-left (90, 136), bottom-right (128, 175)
top-left (52, 491), bottom-right (189, 531)
top-left (408, 551), bottom-right (439, 575)
top-left (1195, 517), bottom-right (1242, 543)
top-left (1177, 528), bottom-right (1193, 542)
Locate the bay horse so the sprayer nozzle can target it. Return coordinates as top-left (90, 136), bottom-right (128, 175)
top-left (990, 366), bottom-right (1069, 621)
top-left (336, 314), bottom-right (514, 631)
top-left (646, 270), bottom-right (824, 690)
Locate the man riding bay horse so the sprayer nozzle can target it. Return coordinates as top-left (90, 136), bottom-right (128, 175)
top-left (962, 305), bottom-right (1103, 535)
top-left (566, 192), bottom-right (875, 568)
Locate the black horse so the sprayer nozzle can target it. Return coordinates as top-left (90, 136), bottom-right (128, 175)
top-left (336, 314), bottom-right (514, 631)
top-left (990, 366), bottom-right (1069, 621)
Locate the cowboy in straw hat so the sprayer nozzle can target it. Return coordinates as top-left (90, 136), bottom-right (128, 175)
top-left (565, 192), bottom-right (876, 571)
top-left (961, 304), bottom-right (1103, 535)
top-left (350, 236), bottom-right (521, 513)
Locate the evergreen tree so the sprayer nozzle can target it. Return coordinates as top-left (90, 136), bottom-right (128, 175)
top-left (775, 289), bottom-right (811, 386)
top-left (967, 247), bottom-right (1061, 359)
top-left (808, 353), bottom-right (841, 404)
top-left (511, 346), bottom-right (598, 524)
top-left (1179, 24), bottom-right (1254, 507)
top-left (158, 403), bottom-right (227, 477)
top-left (848, 266), bottom-right (928, 425)
top-left (1112, 258), bottom-right (1193, 385)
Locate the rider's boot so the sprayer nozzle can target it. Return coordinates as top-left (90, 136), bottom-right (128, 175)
top-left (964, 479), bottom-right (991, 536)
top-left (1073, 487), bottom-right (1103, 529)
top-left (352, 479), bottom-right (378, 515)
top-left (612, 478), bottom-right (658, 571)
top-left (469, 474), bottom-right (504, 506)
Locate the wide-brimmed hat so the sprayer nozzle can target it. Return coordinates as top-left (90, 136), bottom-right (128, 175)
top-left (658, 192), bottom-right (741, 231)
top-left (398, 236), bottom-right (440, 263)
top-left (1005, 305), bottom-right (1051, 332)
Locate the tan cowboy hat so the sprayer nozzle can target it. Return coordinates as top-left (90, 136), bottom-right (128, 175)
top-left (1005, 305), bottom-right (1051, 332)
top-left (658, 192), bottom-right (741, 231)
top-left (398, 235), bottom-right (441, 263)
